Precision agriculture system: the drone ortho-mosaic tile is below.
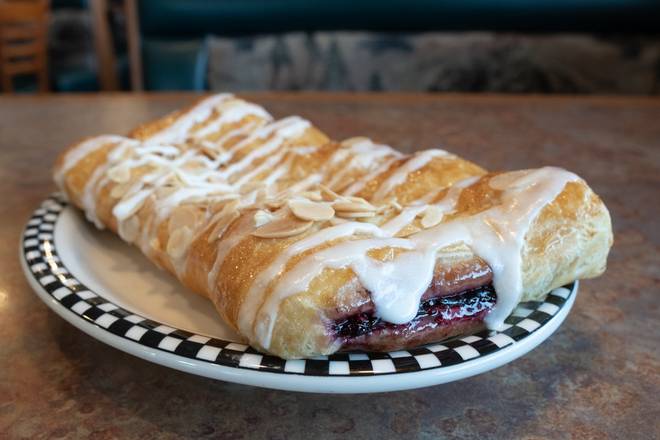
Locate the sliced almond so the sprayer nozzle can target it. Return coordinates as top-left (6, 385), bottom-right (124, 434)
top-left (186, 194), bottom-right (220, 205)
top-left (179, 162), bottom-right (202, 173)
top-left (319, 184), bottom-right (342, 201)
top-left (115, 189), bottom-right (150, 220)
top-left (335, 210), bottom-right (376, 219)
top-left (252, 216), bottom-right (313, 238)
top-left (207, 201), bottom-right (241, 243)
top-left (110, 181), bottom-right (132, 199)
top-left (420, 205), bottom-right (444, 228)
top-left (253, 209), bottom-right (274, 227)
top-left (300, 190), bottom-right (323, 201)
top-left (332, 199), bottom-right (377, 213)
top-left (155, 185), bottom-right (177, 199)
top-left (205, 194), bottom-right (240, 209)
top-left (118, 216), bottom-right (140, 242)
top-left (107, 165), bottom-right (131, 183)
top-left (168, 206), bottom-right (199, 235)
top-left (346, 195), bottom-right (370, 203)
top-left (239, 181), bottom-right (266, 195)
top-left (166, 226), bottom-right (193, 259)
top-left (265, 199), bottom-right (286, 210)
top-left (329, 217), bottom-right (348, 225)
top-left (288, 199), bottom-right (335, 222)
top-left (387, 199), bottom-right (403, 211)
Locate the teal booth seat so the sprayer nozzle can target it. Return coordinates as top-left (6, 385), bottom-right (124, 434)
top-left (142, 39), bottom-right (209, 91)
top-left (52, 56), bottom-right (130, 92)
top-left (52, 0), bottom-right (88, 7)
top-left (135, 0), bottom-right (660, 91)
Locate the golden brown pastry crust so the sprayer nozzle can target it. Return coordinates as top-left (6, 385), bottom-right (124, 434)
top-left (53, 94), bottom-right (612, 359)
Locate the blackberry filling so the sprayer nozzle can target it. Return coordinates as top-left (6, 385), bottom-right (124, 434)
top-left (334, 284), bottom-right (496, 340)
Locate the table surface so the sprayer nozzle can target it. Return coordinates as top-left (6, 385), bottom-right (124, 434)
top-left (1, 93), bottom-right (659, 440)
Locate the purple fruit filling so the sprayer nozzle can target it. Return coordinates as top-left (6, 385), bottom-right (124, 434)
top-left (333, 284), bottom-right (496, 340)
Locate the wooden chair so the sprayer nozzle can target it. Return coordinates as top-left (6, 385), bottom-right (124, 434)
top-left (124, 0), bottom-right (142, 91)
top-left (0, 0), bottom-right (50, 93)
top-left (90, 0), bottom-right (119, 91)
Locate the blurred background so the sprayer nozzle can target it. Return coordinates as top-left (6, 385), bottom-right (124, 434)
top-left (1, 0), bottom-right (659, 94)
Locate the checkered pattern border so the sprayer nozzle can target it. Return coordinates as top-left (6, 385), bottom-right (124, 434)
top-left (22, 194), bottom-right (574, 377)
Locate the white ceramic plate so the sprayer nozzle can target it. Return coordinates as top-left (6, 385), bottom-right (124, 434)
top-left (21, 195), bottom-right (577, 393)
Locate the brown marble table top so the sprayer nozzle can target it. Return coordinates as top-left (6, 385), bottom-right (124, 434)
top-left (1, 93), bottom-right (659, 439)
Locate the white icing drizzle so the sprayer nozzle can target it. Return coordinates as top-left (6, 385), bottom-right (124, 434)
top-left (129, 144), bottom-right (180, 158)
top-left (81, 165), bottom-right (111, 228)
top-left (54, 135), bottom-right (130, 190)
top-left (206, 214), bottom-right (255, 293)
top-left (233, 149), bottom-right (289, 187)
top-left (327, 147), bottom-right (351, 167)
top-left (203, 120), bottom-right (261, 153)
top-left (349, 138), bottom-right (402, 163)
top-left (416, 175), bottom-right (481, 212)
top-left (192, 100), bottom-right (272, 139)
top-left (79, 139), bottom-right (136, 228)
top-left (252, 167), bottom-right (577, 348)
top-left (217, 117), bottom-right (310, 181)
top-left (227, 116), bottom-right (307, 156)
top-left (113, 188), bottom-right (151, 220)
top-left (290, 145), bottom-right (318, 155)
top-left (326, 138), bottom-right (402, 189)
top-left (379, 205), bottom-right (427, 236)
top-left (281, 173), bottom-right (323, 194)
top-left (371, 149), bottom-right (450, 202)
top-left (342, 156), bottom-right (401, 196)
top-left (261, 162), bottom-right (291, 187)
top-left (158, 186), bottom-right (231, 217)
top-left (112, 150), bottom-right (198, 221)
top-left (144, 94), bottom-right (233, 144)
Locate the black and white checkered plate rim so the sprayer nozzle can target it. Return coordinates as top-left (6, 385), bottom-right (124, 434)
top-left (22, 194), bottom-right (575, 378)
